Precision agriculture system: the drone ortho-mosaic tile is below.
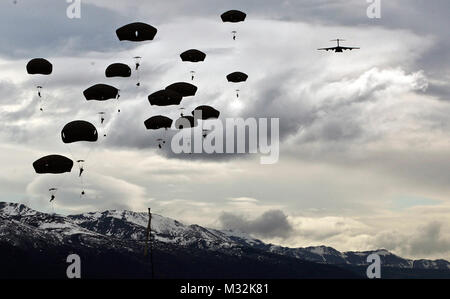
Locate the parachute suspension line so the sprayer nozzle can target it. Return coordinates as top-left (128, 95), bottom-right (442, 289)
top-left (51, 199), bottom-right (55, 215)
top-left (64, 142), bottom-right (94, 198)
top-left (37, 86), bottom-right (44, 112)
top-left (134, 56), bottom-right (142, 87)
top-left (49, 188), bottom-right (58, 204)
top-left (136, 68), bottom-right (141, 87)
top-left (144, 208), bottom-right (155, 279)
top-left (46, 163), bottom-right (71, 206)
top-left (98, 98), bottom-right (120, 138)
top-left (45, 168), bottom-right (70, 209)
top-left (79, 173), bottom-right (86, 198)
top-left (49, 191), bottom-right (56, 215)
top-left (97, 110), bottom-right (118, 138)
top-left (98, 112), bottom-right (107, 137)
top-left (30, 75), bottom-right (51, 112)
top-left (77, 160), bottom-right (86, 198)
top-left (116, 89), bottom-right (121, 113)
top-left (157, 130), bottom-right (168, 149)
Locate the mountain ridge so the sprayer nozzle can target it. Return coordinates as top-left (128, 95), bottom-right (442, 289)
top-left (1, 202), bottom-right (449, 278)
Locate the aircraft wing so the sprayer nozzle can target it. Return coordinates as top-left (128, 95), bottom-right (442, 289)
top-left (317, 47), bottom-right (336, 51)
top-left (341, 46), bottom-right (360, 50)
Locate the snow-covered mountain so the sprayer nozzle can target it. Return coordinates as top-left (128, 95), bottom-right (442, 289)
top-left (67, 209), bottom-right (265, 250)
top-left (1, 202), bottom-right (449, 278)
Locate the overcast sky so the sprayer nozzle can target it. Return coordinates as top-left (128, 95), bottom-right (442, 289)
top-left (1, 0), bottom-right (450, 261)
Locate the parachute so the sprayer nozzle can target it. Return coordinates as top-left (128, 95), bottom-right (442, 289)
top-left (26, 58), bottom-right (53, 75)
top-left (144, 115), bottom-right (173, 130)
top-left (192, 106), bottom-right (220, 120)
top-left (61, 121), bottom-right (98, 197)
top-left (165, 82), bottom-right (197, 97)
top-left (221, 10), bottom-right (246, 40)
top-left (26, 58), bottom-right (53, 111)
top-left (105, 63), bottom-right (132, 78)
top-left (83, 84), bottom-right (119, 101)
top-left (33, 155), bottom-right (74, 203)
top-left (116, 22), bottom-right (158, 42)
top-left (84, 84), bottom-right (119, 137)
top-left (180, 49), bottom-right (206, 62)
top-left (105, 64), bottom-right (131, 112)
top-left (33, 155), bottom-right (73, 174)
top-left (61, 121), bottom-right (98, 144)
top-left (148, 90), bottom-right (183, 106)
top-left (144, 116), bottom-right (173, 149)
top-left (227, 72), bottom-right (248, 83)
top-left (221, 10), bottom-right (247, 23)
top-left (175, 116), bottom-right (198, 129)
top-left (227, 72), bottom-right (248, 98)
top-left (180, 50), bottom-right (206, 81)
top-left (133, 56), bottom-right (142, 86)
top-left (116, 22), bottom-right (158, 86)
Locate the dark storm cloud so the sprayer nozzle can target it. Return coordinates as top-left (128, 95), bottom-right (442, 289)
top-left (426, 83), bottom-right (450, 102)
top-left (219, 209), bottom-right (294, 239)
top-left (375, 222), bottom-right (450, 257)
top-left (0, 0), bottom-right (128, 59)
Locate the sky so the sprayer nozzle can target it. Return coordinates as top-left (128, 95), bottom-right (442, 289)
top-left (1, 0), bottom-right (450, 261)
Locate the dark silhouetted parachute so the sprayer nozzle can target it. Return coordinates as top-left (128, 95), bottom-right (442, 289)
top-left (144, 115), bottom-right (173, 130)
top-left (192, 106), bottom-right (220, 120)
top-left (61, 121), bottom-right (98, 144)
top-left (180, 49), bottom-right (206, 62)
top-left (116, 23), bottom-right (157, 86)
top-left (27, 58), bottom-right (53, 111)
top-left (26, 58), bottom-right (53, 75)
top-left (227, 72), bottom-right (248, 83)
top-left (148, 90), bottom-right (183, 106)
top-left (105, 63), bottom-right (132, 78)
top-left (166, 82), bottom-right (197, 97)
top-left (33, 155), bottom-right (73, 174)
top-left (175, 116), bottom-right (198, 129)
top-left (61, 121), bottom-right (98, 196)
top-left (221, 10), bottom-right (247, 23)
top-left (116, 22), bottom-right (157, 42)
top-left (83, 84), bottom-right (119, 101)
top-left (180, 50), bottom-right (206, 80)
top-left (221, 10), bottom-right (246, 40)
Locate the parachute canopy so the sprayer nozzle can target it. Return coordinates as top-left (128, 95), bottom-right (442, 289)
top-left (144, 115), bottom-right (173, 130)
top-left (175, 116), bottom-right (198, 129)
top-left (84, 84), bottom-right (119, 101)
top-left (180, 49), bottom-right (206, 62)
top-left (221, 10), bottom-right (247, 23)
top-left (192, 106), bottom-right (220, 120)
top-left (26, 58), bottom-right (53, 75)
top-left (116, 22), bottom-right (157, 42)
top-left (61, 121), bottom-right (98, 144)
top-left (165, 82), bottom-right (198, 97)
top-left (105, 63), bottom-right (132, 78)
top-left (148, 90), bottom-right (183, 106)
top-left (33, 155), bottom-right (73, 174)
top-left (227, 72), bottom-right (248, 83)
